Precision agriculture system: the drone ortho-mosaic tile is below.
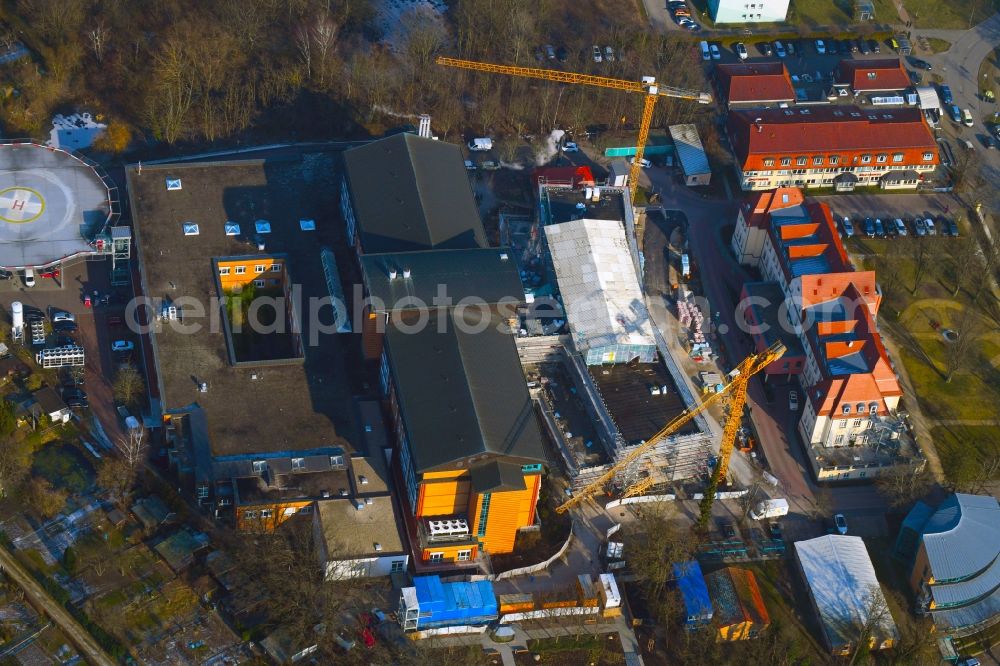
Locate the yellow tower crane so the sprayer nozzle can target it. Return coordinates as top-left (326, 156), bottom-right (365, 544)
top-left (434, 56), bottom-right (712, 204)
top-left (555, 341), bottom-right (786, 515)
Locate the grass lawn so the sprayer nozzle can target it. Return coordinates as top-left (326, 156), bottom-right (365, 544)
top-left (930, 424), bottom-right (1000, 477)
top-left (791, 0), bottom-right (899, 27)
top-left (521, 634), bottom-right (624, 666)
top-left (31, 442), bottom-right (95, 494)
top-left (743, 560), bottom-right (828, 662)
top-left (925, 38), bottom-right (952, 54)
top-left (896, 346), bottom-right (1000, 421)
top-left (903, 0), bottom-right (1000, 28)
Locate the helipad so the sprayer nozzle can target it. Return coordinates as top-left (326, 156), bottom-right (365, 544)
top-left (0, 142), bottom-right (115, 269)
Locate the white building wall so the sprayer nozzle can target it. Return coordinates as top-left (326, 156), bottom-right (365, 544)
top-left (731, 208), bottom-right (768, 266)
top-left (710, 0), bottom-right (790, 22)
top-left (738, 164), bottom-right (935, 191)
top-left (324, 554), bottom-right (409, 580)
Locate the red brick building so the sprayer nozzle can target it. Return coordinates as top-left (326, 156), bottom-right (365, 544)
top-left (727, 106), bottom-right (939, 191)
top-left (715, 62), bottom-right (796, 107)
top-left (836, 59), bottom-right (911, 94)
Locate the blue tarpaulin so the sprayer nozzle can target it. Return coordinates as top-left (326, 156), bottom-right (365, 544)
top-left (674, 561), bottom-right (713, 626)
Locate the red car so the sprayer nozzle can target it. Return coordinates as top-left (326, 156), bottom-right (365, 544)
top-left (358, 614), bottom-right (376, 648)
top-left (39, 268), bottom-right (60, 279)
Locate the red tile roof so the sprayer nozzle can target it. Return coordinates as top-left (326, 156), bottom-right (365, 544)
top-left (728, 106), bottom-right (937, 162)
top-left (836, 58), bottom-right (911, 92)
top-left (716, 62), bottom-right (796, 104)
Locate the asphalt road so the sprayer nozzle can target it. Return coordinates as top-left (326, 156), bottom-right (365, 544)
top-left (0, 544), bottom-right (116, 666)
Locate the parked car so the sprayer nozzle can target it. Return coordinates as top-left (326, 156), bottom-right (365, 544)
top-left (63, 388), bottom-right (89, 409)
top-left (23, 268), bottom-right (35, 288)
top-left (51, 310), bottom-right (75, 323)
top-left (774, 40), bottom-right (787, 58)
top-left (0, 269), bottom-right (11, 280)
top-left (984, 134), bottom-right (997, 150)
top-left (925, 218), bottom-right (937, 236)
top-left (814, 39), bottom-right (826, 54)
top-left (859, 40), bottom-right (871, 55)
top-left (759, 41), bottom-right (773, 56)
top-left (863, 217), bottom-right (876, 237)
top-left (53, 320), bottom-right (78, 334)
top-left (874, 218), bottom-right (885, 237)
top-left (592, 45), bottom-right (602, 63)
top-left (563, 141), bottom-right (579, 152)
top-left (735, 42), bottom-right (748, 60)
top-left (909, 57), bottom-right (933, 70)
top-left (840, 39), bottom-right (853, 53)
top-left (841, 217), bottom-right (855, 237)
top-left (850, 39), bottom-right (861, 53)
top-left (785, 40), bottom-right (796, 56)
top-left (544, 44), bottom-right (555, 60)
top-left (893, 218), bottom-right (907, 236)
top-left (870, 39), bottom-right (880, 53)
top-left (628, 156), bottom-right (652, 168)
top-left (940, 84), bottom-right (954, 105)
top-left (962, 108), bottom-right (974, 127)
top-left (604, 46), bottom-right (615, 62)
top-left (949, 104), bottom-right (962, 123)
top-left (947, 219), bottom-right (960, 237)
top-left (556, 46), bottom-right (568, 62)
top-left (913, 217), bottom-right (928, 236)
top-left (788, 390), bottom-right (799, 411)
top-left (769, 522), bottom-right (783, 539)
top-left (834, 514), bottom-right (848, 535)
top-left (111, 340), bottom-right (134, 353)
top-left (709, 43), bottom-right (721, 60)
top-left (826, 40), bottom-right (838, 55)
top-left (719, 520), bottom-right (736, 538)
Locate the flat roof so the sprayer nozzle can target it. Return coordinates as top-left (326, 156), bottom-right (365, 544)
top-left (127, 159), bottom-right (357, 459)
top-left (545, 218), bottom-right (656, 353)
top-left (588, 361), bottom-right (693, 445)
top-left (540, 185), bottom-right (628, 226)
top-left (351, 454), bottom-right (391, 495)
top-left (316, 495), bottom-right (406, 558)
top-left (0, 143), bottom-right (113, 269)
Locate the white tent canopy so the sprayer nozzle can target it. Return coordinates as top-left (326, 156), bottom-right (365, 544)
top-left (916, 86), bottom-right (940, 111)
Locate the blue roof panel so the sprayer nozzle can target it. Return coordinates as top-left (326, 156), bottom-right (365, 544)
top-left (789, 255), bottom-right (831, 277)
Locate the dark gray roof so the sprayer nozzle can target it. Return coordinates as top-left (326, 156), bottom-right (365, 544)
top-left (385, 308), bottom-right (546, 472)
top-left (33, 387), bottom-right (66, 414)
top-left (343, 134), bottom-right (487, 253)
top-left (469, 460), bottom-right (528, 493)
top-left (361, 248), bottom-right (524, 313)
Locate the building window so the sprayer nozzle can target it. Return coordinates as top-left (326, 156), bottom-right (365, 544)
top-left (291, 457), bottom-right (305, 471)
top-left (197, 485), bottom-right (209, 499)
top-left (330, 454), bottom-right (345, 469)
top-left (922, 152), bottom-right (934, 161)
top-left (254, 264), bottom-right (266, 273)
top-left (234, 266), bottom-right (246, 275)
top-left (253, 460), bottom-right (266, 475)
top-left (892, 153), bottom-right (904, 163)
top-left (842, 405), bottom-right (851, 415)
top-left (457, 550), bottom-right (472, 561)
top-left (298, 505), bottom-right (313, 515)
top-left (780, 157), bottom-right (792, 167)
top-left (219, 267), bottom-right (231, 276)
top-left (796, 156), bottom-right (808, 166)
top-left (477, 493), bottom-right (492, 537)
top-left (270, 264), bottom-right (282, 272)
top-left (867, 72), bottom-right (877, 80)
top-left (834, 435), bottom-right (844, 445)
top-left (391, 560), bottom-right (405, 573)
top-left (254, 279), bottom-right (265, 288)
top-left (260, 509), bottom-right (273, 519)
top-left (876, 154), bottom-right (887, 163)
top-left (829, 155), bottom-right (840, 165)
top-left (856, 403), bottom-right (865, 413)
top-left (283, 507), bottom-right (298, 516)
top-left (839, 420), bottom-right (847, 429)
top-left (812, 156), bottom-right (823, 166)
top-left (763, 158), bottom-right (775, 167)
top-left (244, 510), bottom-right (259, 520)
top-left (429, 552), bottom-right (444, 562)
top-left (852, 419), bottom-right (863, 428)
top-left (860, 154), bottom-right (872, 164)
top-left (522, 463), bottom-right (543, 473)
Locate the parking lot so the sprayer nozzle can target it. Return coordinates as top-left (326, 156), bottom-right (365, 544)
top-left (814, 191), bottom-right (965, 238)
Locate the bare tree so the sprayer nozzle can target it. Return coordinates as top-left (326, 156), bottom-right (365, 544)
top-left (113, 364), bottom-right (145, 410)
top-left (874, 466), bottom-right (932, 509)
top-left (847, 584), bottom-right (895, 666)
top-left (0, 435), bottom-right (32, 499)
top-left (905, 236), bottom-right (930, 295)
top-left (943, 308), bottom-right (983, 383)
top-left (624, 503), bottom-right (696, 625)
top-left (86, 19), bottom-right (110, 63)
top-left (947, 237), bottom-right (982, 298)
top-left (295, 24), bottom-right (312, 80)
top-left (311, 12), bottom-right (339, 88)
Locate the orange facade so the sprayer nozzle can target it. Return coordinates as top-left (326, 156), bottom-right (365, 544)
top-left (236, 499), bottom-right (313, 531)
top-left (414, 467), bottom-right (542, 558)
top-left (216, 256), bottom-right (286, 291)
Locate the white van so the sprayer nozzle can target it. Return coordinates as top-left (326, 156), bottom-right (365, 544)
top-left (699, 41), bottom-right (710, 61)
top-left (23, 268), bottom-right (35, 287)
top-left (468, 137), bottom-right (493, 151)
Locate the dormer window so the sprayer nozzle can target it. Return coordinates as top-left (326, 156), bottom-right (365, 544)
top-left (869, 403), bottom-right (878, 414)
top-left (291, 457), bottom-right (305, 471)
top-left (856, 403), bottom-right (865, 413)
top-left (842, 405), bottom-right (851, 415)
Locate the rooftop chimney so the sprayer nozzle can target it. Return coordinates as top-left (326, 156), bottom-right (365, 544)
top-left (418, 114), bottom-right (432, 138)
